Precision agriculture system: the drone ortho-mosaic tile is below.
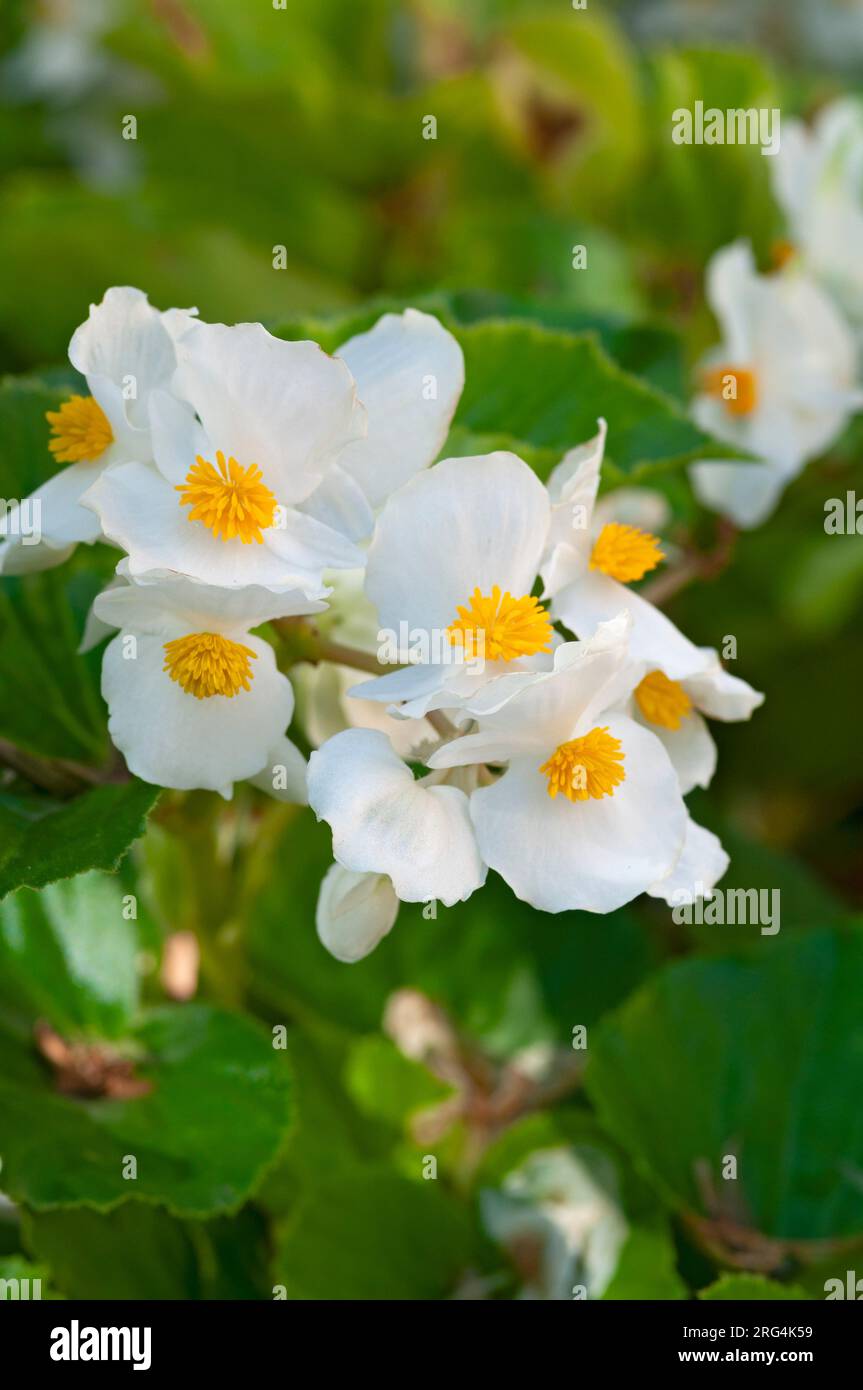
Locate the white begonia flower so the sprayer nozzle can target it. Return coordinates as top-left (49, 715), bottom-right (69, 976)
top-left (315, 864), bottom-right (400, 963)
top-left (771, 98), bottom-right (863, 336)
top-left (82, 319), bottom-right (368, 598)
top-left (93, 576), bottom-right (322, 798)
top-left (427, 617), bottom-right (689, 914)
top-left (307, 727), bottom-right (487, 911)
top-left (480, 1147), bottom-right (628, 1301)
top-left (688, 241), bottom-right (863, 528)
top-left (301, 309), bottom-right (465, 541)
top-left (351, 451), bottom-right (556, 720)
top-left (0, 286), bottom-right (196, 576)
top-left (541, 424), bottom-right (763, 794)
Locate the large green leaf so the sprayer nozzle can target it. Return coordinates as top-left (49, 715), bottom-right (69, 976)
top-left (0, 1004), bottom-right (292, 1215)
top-left (0, 782), bottom-right (160, 902)
top-left (0, 873), bottom-right (139, 1038)
top-left (587, 927), bottom-right (863, 1241)
top-left (699, 1274), bottom-right (808, 1301)
top-left (22, 1203), bottom-right (269, 1300)
top-left (274, 1168), bottom-right (477, 1299)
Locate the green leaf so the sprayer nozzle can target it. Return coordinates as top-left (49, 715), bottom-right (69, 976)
top-left (274, 1168), bottom-right (477, 1299)
top-left (0, 376), bottom-right (64, 498)
top-left (587, 927), bottom-right (863, 1241)
top-left (452, 321), bottom-right (725, 478)
top-left (0, 1254), bottom-right (60, 1299)
top-left (699, 1274), bottom-right (808, 1301)
top-left (0, 782), bottom-right (160, 902)
top-left (0, 1004), bottom-right (292, 1216)
top-left (602, 1222), bottom-right (688, 1300)
top-left (0, 873), bottom-right (139, 1038)
top-left (22, 1203), bottom-right (270, 1300)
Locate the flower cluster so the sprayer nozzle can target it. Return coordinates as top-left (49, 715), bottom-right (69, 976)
top-left (1, 286), bottom-right (764, 961)
top-left (689, 97), bottom-right (863, 528)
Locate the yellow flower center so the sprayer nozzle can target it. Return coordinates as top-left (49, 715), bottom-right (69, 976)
top-left (702, 364), bottom-right (759, 417)
top-left (589, 523), bottom-right (664, 583)
top-left (539, 726), bottom-right (625, 802)
top-left (176, 450), bottom-right (277, 544)
top-left (635, 669), bottom-right (692, 730)
top-left (447, 585), bottom-right (553, 663)
top-left (770, 239), bottom-right (796, 271)
top-left (163, 632), bottom-right (257, 699)
top-left (46, 395), bottom-right (114, 464)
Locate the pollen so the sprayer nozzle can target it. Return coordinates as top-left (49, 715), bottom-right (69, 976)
top-left (635, 669), bottom-right (692, 731)
top-left (46, 395), bottom-right (114, 464)
top-left (163, 632), bottom-right (257, 699)
top-left (176, 450), bottom-right (277, 544)
top-left (702, 364), bottom-right (759, 417)
top-left (448, 585), bottom-right (553, 663)
top-left (589, 522), bottom-right (665, 583)
top-left (539, 726), bottom-right (625, 802)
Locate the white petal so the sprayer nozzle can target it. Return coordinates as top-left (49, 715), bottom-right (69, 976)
top-left (541, 420), bottom-right (605, 594)
top-left (470, 714), bottom-right (687, 913)
top-left (648, 819), bottom-right (729, 906)
top-left (0, 460), bottom-right (104, 574)
top-left (247, 735), bottom-right (308, 804)
top-left (102, 632), bottom-right (294, 796)
top-left (69, 286), bottom-right (179, 433)
top-left (316, 864), bottom-right (399, 963)
top-left (307, 728), bottom-right (486, 906)
top-left (93, 572), bottom-right (322, 637)
top-left (173, 321), bottom-right (366, 505)
top-left (335, 309), bottom-right (465, 508)
top-left (684, 658), bottom-right (764, 721)
top-left (639, 708), bottom-right (717, 795)
top-left (148, 389), bottom-right (209, 485)
top-left (366, 451), bottom-right (551, 636)
top-left (689, 459), bottom-right (790, 529)
top-left (553, 572), bottom-right (708, 681)
top-left (705, 241), bottom-right (756, 363)
top-left (298, 462), bottom-right (375, 543)
top-left (83, 461), bottom-right (344, 596)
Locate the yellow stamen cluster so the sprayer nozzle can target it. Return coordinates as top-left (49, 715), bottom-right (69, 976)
top-left (702, 364), bottom-right (759, 417)
top-left (634, 670), bottom-right (692, 731)
top-left (589, 523), bottom-right (665, 583)
top-left (448, 585), bottom-right (553, 663)
top-left (46, 395), bottom-right (114, 464)
top-left (176, 450), bottom-right (277, 544)
top-left (539, 726), bottom-right (625, 802)
top-left (163, 632), bottom-right (257, 699)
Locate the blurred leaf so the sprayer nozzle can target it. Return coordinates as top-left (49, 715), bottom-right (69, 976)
top-left (274, 1168), bottom-right (476, 1299)
top-left (699, 1274), bottom-right (808, 1301)
top-left (0, 1254), bottom-right (60, 1299)
top-left (22, 1202), bottom-right (269, 1300)
top-left (0, 1004), bottom-right (292, 1215)
top-left (587, 927), bottom-right (863, 1240)
top-left (0, 783), bottom-right (159, 902)
top-left (0, 873), bottom-right (138, 1038)
top-left (602, 1221), bottom-right (688, 1301)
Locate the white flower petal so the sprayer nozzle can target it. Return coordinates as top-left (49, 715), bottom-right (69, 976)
top-left (335, 309), bottom-right (465, 509)
top-left (470, 714), bottom-right (687, 913)
top-left (102, 632), bottom-right (294, 796)
top-left (93, 572), bottom-right (322, 637)
top-left (684, 658), bottom-right (764, 721)
top-left (0, 459), bottom-right (105, 575)
top-left (689, 459), bottom-right (791, 529)
top-left (639, 708), bottom-right (717, 795)
top-left (648, 819), bottom-right (729, 906)
top-left (553, 572), bottom-right (708, 681)
top-left (173, 321), bottom-right (366, 505)
top-left (247, 735), bottom-right (308, 804)
top-left (366, 451), bottom-right (551, 636)
top-left (307, 728), bottom-right (486, 906)
top-left (541, 420), bottom-right (605, 594)
top-left (69, 286), bottom-right (180, 434)
top-left (298, 462), bottom-right (375, 543)
top-left (316, 864), bottom-right (399, 963)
